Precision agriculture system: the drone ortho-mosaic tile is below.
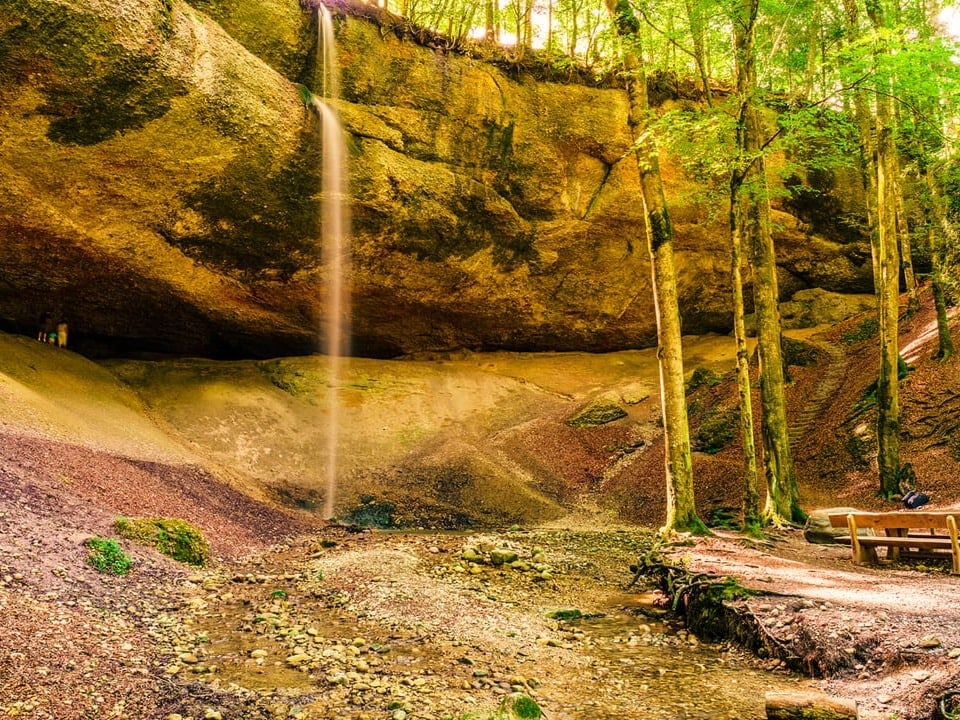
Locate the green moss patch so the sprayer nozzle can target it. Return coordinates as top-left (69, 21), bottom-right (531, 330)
top-left (2, 1), bottom-right (187, 145)
top-left (498, 693), bottom-right (543, 719)
top-left (566, 401), bottom-right (627, 428)
top-left (165, 141), bottom-right (322, 278)
top-left (685, 367), bottom-right (722, 394)
top-left (782, 336), bottom-right (818, 367)
top-left (341, 498), bottom-right (396, 528)
top-left (44, 53), bottom-right (187, 145)
top-left (258, 360), bottom-right (322, 400)
top-left (693, 407), bottom-right (738, 454)
top-left (114, 516), bottom-right (210, 566)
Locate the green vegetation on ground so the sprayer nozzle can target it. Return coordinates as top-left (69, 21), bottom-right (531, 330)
top-left (87, 536), bottom-right (132, 575)
top-left (114, 516), bottom-right (210, 566)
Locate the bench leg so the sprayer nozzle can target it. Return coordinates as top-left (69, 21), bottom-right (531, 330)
top-left (948, 516), bottom-right (959, 575)
top-left (885, 529), bottom-right (906, 562)
top-left (848, 514), bottom-right (878, 565)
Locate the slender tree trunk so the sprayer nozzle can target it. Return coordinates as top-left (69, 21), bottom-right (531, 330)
top-left (800, 9), bottom-right (820, 100)
top-left (485, 0), bottom-right (496, 41)
top-left (894, 155), bottom-right (919, 313)
top-left (841, 0), bottom-right (878, 287)
top-left (522, 0), bottom-right (533, 50)
top-left (733, 0), bottom-right (799, 523)
top-left (604, 0), bottom-right (704, 535)
top-left (874, 103), bottom-right (902, 498)
top-left (683, 0), bottom-right (713, 106)
top-left (730, 185), bottom-right (761, 533)
top-left (932, 279), bottom-right (954, 359)
top-left (546, 0), bottom-right (554, 55)
top-left (924, 170), bottom-right (956, 360)
top-left (569, 10), bottom-right (578, 58)
top-left (867, 0), bottom-right (902, 499)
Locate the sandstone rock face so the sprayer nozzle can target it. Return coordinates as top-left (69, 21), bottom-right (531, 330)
top-left (0, 0), bottom-right (872, 358)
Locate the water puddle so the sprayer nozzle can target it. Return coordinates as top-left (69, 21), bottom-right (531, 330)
top-left (555, 592), bottom-right (809, 719)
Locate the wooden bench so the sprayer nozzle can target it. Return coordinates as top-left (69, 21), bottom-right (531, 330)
top-left (827, 511), bottom-right (960, 574)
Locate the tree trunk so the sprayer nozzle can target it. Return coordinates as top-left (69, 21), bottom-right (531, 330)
top-left (683, 0), bottom-right (713, 106)
top-left (894, 155), bottom-right (919, 314)
top-left (923, 171), bottom-right (956, 361)
top-left (485, 0), bottom-right (496, 42)
top-left (841, 0), bottom-right (878, 290)
top-left (800, 9), bottom-right (820, 100)
top-left (522, 0), bottom-right (533, 50)
top-left (932, 279), bottom-right (954, 360)
top-left (867, 0), bottom-right (902, 499)
top-left (730, 188), bottom-right (761, 533)
top-left (604, 0), bottom-right (704, 535)
top-left (733, 0), bottom-right (799, 523)
top-left (546, 0), bottom-right (554, 55)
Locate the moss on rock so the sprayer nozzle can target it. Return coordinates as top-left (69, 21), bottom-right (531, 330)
top-left (165, 137), bottom-right (322, 278)
top-left (566, 400), bottom-right (628, 428)
top-left (187, 0), bottom-right (314, 82)
top-left (114, 516), bottom-right (210, 566)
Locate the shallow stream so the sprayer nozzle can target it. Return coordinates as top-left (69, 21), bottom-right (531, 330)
top-left (558, 593), bottom-right (808, 719)
top-left (172, 531), bottom-right (811, 719)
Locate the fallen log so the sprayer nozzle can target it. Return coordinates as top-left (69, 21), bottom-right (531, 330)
top-left (765, 691), bottom-right (859, 720)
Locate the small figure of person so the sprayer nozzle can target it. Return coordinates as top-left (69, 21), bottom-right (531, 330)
top-left (56, 320), bottom-right (68, 348)
top-left (37, 310), bottom-right (52, 342)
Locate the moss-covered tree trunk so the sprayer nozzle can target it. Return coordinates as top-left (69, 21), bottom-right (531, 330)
top-left (730, 191), bottom-right (761, 533)
top-left (867, 0), bottom-right (902, 499)
top-left (604, 0), bottom-right (704, 535)
top-left (874, 104), bottom-right (902, 498)
top-left (733, 0), bottom-right (799, 523)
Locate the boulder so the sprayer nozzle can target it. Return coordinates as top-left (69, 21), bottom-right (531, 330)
top-left (779, 289), bottom-right (876, 330)
top-left (804, 507), bottom-right (864, 544)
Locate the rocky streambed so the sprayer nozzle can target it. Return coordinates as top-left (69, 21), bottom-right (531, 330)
top-left (147, 526), bottom-right (810, 719)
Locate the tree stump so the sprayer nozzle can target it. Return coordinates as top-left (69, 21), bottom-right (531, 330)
top-left (765, 691), bottom-right (859, 720)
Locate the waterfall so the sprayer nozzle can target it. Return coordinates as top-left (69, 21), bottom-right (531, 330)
top-left (319, 3), bottom-right (339, 104)
top-left (314, 3), bottom-right (350, 521)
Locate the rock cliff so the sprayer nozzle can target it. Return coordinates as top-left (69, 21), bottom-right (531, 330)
top-left (0, 0), bottom-right (873, 358)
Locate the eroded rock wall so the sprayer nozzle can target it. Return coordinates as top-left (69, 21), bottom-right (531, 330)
top-left (0, 0), bottom-right (872, 358)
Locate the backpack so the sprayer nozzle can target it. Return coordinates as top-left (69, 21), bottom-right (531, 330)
top-left (902, 491), bottom-right (930, 509)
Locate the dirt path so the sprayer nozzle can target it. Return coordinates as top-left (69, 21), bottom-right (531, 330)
top-left (668, 530), bottom-right (960, 720)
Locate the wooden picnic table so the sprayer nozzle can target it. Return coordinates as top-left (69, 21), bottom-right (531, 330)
top-left (827, 511), bottom-right (960, 574)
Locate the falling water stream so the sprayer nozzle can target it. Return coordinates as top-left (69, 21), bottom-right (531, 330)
top-left (315, 2), bottom-right (350, 520)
